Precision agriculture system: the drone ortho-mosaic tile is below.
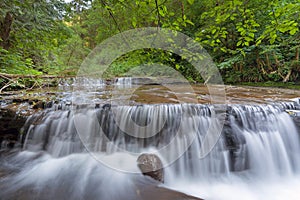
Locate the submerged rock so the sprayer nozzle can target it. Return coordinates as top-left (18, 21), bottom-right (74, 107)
top-left (137, 153), bottom-right (164, 183)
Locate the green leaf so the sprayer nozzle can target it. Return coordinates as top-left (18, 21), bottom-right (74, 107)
top-left (220, 47), bottom-right (227, 53)
top-left (159, 8), bottom-right (165, 17)
top-left (132, 20), bottom-right (137, 28)
top-left (256, 39), bottom-right (262, 46)
top-left (237, 27), bottom-right (244, 32)
top-left (290, 28), bottom-right (298, 35)
top-left (185, 19), bottom-right (194, 26)
top-left (245, 37), bottom-right (253, 42)
top-left (241, 50), bottom-right (246, 57)
top-left (187, 0), bottom-right (194, 5)
top-left (237, 40), bottom-right (242, 47)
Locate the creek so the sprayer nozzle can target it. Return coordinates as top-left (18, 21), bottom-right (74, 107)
top-left (0, 77), bottom-right (300, 200)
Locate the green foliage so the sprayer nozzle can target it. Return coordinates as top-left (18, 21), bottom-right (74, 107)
top-left (1, 0), bottom-right (300, 91)
top-left (0, 47), bottom-right (41, 75)
top-left (256, 2), bottom-right (299, 45)
top-left (105, 48), bottom-right (202, 82)
top-left (0, 0), bottom-right (72, 74)
top-left (194, 0), bottom-right (299, 83)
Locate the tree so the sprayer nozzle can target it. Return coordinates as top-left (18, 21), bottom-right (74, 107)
top-left (0, 0), bottom-right (71, 74)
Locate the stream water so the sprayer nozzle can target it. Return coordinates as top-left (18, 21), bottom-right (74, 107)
top-left (0, 78), bottom-right (300, 200)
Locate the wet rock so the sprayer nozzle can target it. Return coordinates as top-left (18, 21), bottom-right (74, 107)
top-left (222, 110), bottom-right (248, 172)
top-left (136, 184), bottom-right (204, 200)
top-left (32, 100), bottom-right (52, 109)
top-left (12, 98), bottom-right (28, 103)
top-left (137, 153), bottom-right (164, 183)
top-left (102, 103), bottom-right (112, 110)
top-left (285, 109), bottom-right (300, 132)
top-left (0, 108), bottom-right (27, 149)
top-left (0, 128), bottom-right (18, 149)
top-left (32, 101), bottom-right (45, 109)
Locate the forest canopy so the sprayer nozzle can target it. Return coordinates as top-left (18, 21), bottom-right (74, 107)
top-left (0, 0), bottom-right (299, 90)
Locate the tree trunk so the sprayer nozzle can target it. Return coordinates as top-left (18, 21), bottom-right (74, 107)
top-left (273, 52), bottom-right (280, 67)
top-left (265, 53), bottom-right (272, 71)
top-left (0, 12), bottom-right (13, 50)
top-left (283, 69), bottom-right (292, 82)
top-left (284, 48), bottom-right (299, 82)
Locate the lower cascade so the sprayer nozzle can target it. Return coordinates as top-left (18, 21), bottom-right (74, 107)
top-left (1, 102), bottom-right (300, 200)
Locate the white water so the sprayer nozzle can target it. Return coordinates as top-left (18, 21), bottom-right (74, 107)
top-left (0, 151), bottom-right (153, 200)
top-left (166, 176), bottom-right (300, 200)
top-left (162, 104), bottom-right (300, 200)
top-left (1, 102), bottom-right (300, 199)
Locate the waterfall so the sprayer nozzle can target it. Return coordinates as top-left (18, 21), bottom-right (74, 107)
top-left (1, 100), bottom-right (300, 200)
top-left (22, 103), bottom-right (300, 176)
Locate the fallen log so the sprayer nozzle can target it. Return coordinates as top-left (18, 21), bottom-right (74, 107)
top-left (0, 72), bottom-right (74, 79)
top-left (0, 72), bottom-right (77, 93)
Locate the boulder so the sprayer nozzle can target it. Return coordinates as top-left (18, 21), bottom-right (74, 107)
top-left (137, 153), bottom-right (164, 183)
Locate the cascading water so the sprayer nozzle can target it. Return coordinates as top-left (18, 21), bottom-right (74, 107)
top-left (164, 103), bottom-right (300, 200)
top-left (0, 80), bottom-right (300, 199)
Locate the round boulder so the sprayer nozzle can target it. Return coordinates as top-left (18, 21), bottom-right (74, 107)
top-left (137, 153), bottom-right (164, 183)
